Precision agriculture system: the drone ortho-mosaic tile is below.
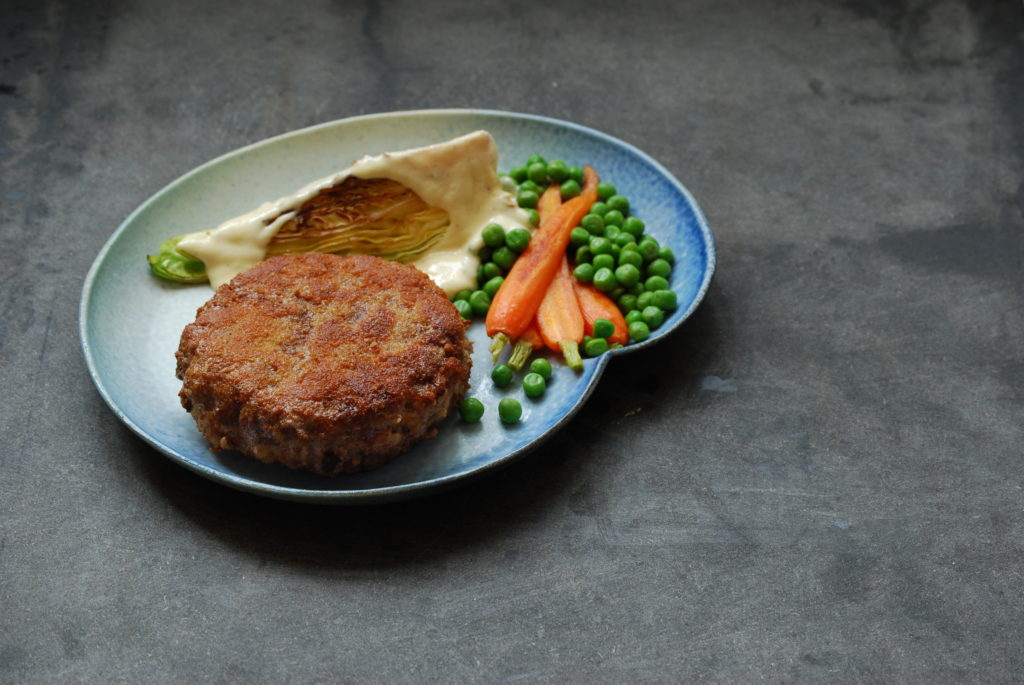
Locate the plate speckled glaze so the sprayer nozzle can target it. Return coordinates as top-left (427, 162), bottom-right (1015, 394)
top-left (80, 110), bottom-right (715, 504)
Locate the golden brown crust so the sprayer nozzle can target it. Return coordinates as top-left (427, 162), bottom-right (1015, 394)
top-left (176, 253), bottom-right (472, 476)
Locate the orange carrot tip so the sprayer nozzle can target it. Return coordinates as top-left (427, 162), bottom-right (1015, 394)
top-left (560, 341), bottom-right (583, 372)
top-left (507, 339), bottom-right (534, 372)
top-left (489, 333), bottom-right (511, 363)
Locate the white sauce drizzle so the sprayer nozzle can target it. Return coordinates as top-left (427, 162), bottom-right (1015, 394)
top-left (177, 131), bottom-right (528, 294)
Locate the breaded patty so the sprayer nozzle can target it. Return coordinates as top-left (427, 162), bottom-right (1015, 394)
top-left (175, 253), bottom-right (472, 476)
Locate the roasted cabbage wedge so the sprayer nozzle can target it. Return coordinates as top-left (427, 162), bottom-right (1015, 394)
top-left (148, 176), bottom-right (451, 284)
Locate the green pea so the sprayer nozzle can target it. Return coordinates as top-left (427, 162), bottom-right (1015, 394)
top-left (570, 227), bottom-right (590, 246)
top-left (658, 246), bottom-right (675, 263)
top-left (529, 357), bottom-right (552, 380)
top-left (568, 165), bottom-right (584, 184)
top-left (605, 225), bottom-right (621, 242)
top-left (482, 222), bottom-right (506, 247)
top-left (581, 214), bottom-right (605, 235)
top-left (452, 288), bottom-right (473, 302)
top-left (517, 189), bottom-right (539, 209)
top-left (617, 293), bottom-right (638, 313)
top-left (622, 217), bottom-right (645, 237)
top-left (483, 261), bottom-right (503, 280)
top-left (509, 166), bottom-right (528, 183)
top-left (645, 275), bottom-right (670, 292)
top-left (453, 299), bottom-right (473, 320)
top-left (652, 289), bottom-right (677, 310)
top-left (477, 245), bottom-right (493, 262)
top-left (618, 249), bottom-right (643, 269)
top-left (498, 397), bottom-right (522, 424)
top-left (469, 290), bottom-right (491, 316)
top-left (596, 182), bottom-right (617, 201)
top-left (603, 209), bottom-right (624, 227)
top-left (483, 276), bottom-right (504, 298)
top-left (593, 318), bottom-right (615, 339)
top-left (625, 309), bottom-right (644, 325)
top-left (638, 238), bottom-right (659, 262)
top-left (614, 263), bottom-right (641, 287)
top-left (526, 209), bottom-right (540, 227)
top-left (614, 232), bottom-right (635, 248)
top-left (642, 305), bottom-right (665, 329)
top-left (610, 243), bottom-right (621, 260)
top-left (573, 262), bottom-right (595, 283)
top-left (522, 372), bottom-right (546, 398)
top-left (493, 246), bottom-right (517, 270)
top-left (476, 263), bottom-right (485, 283)
top-left (628, 320), bottom-right (650, 342)
top-left (589, 236), bottom-right (613, 255)
top-left (609, 286), bottom-right (625, 301)
top-left (592, 254), bottom-right (615, 271)
top-left (506, 227), bottom-right (531, 253)
top-left (518, 179), bottom-right (541, 194)
top-left (606, 194), bottom-right (630, 214)
top-left (491, 364), bottom-right (513, 388)
top-left (574, 245), bottom-right (593, 264)
top-left (546, 160), bottom-right (569, 183)
top-left (593, 267), bottom-right (617, 292)
top-left (459, 397), bottom-right (485, 422)
top-left (527, 162), bottom-right (549, 185)
top-left (560, 179), bottom-right (581, 200)
top-left (629, 283), bottom-right (645, 296)
top-left (526, 154), bottom-right (547, 166)
top-left (584, 337), bottom-right (609, 356)
top-left (647, 258), bottom-right (672, 278)
top-left (589, 202), bottom-right (610, 217)
top-left (637, 291), bottom-right (654, 309)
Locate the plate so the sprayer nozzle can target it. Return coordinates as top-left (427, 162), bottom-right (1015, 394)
top-left (80, 110), bottom-right (715, 504)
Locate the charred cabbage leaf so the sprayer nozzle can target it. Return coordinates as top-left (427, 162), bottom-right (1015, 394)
top-left (148, 176), bottom-right (450, 284)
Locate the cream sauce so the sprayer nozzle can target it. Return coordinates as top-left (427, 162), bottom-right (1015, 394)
top-left (177, 131), bottom-right (528, 294)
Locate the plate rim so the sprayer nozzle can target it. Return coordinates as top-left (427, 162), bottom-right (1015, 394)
top-left (79, 108), bottom-right (716, 504)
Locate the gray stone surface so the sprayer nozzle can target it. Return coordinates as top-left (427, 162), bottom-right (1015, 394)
top-left (2, 0), bottom-right (1022, 682)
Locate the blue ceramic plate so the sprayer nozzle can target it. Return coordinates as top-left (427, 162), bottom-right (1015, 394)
top-left (80, 110), bottom-right (714, 504)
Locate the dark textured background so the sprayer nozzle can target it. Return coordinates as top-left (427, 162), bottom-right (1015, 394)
top-left (2, 0), bottom-right (1022, 682)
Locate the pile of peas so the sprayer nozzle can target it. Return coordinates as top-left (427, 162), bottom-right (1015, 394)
top-left (456, 153), bottom-right (681, 425)
top-left (508, 155), bottom-right (588, 206)
top-left (568, 181), bottom-right (678, 343)
top-left (449, 222), bottom-right (532, 321)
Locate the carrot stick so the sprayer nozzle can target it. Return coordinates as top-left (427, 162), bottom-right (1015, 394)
top-left (573, 281), bottom-right (629, 344)
top-left (536, 255), bottom-right (584, 370)
top-left (507, 322), bottom-right (543, 371)
top-left (486, 167), bottom-right (599, 358)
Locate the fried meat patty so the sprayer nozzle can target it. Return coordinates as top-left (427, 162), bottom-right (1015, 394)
top-left (175, 253), bottom-right (473, 476)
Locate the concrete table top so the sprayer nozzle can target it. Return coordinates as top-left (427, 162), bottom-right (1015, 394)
top-left (2, 0), bottom-right (1021, 682)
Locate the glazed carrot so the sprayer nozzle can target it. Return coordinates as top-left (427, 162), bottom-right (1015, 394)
top-left (536, 255), bottom-right (585, 370)
top-left (536, 183), bottom-right (563, 220)
top-left (507, 321), bottom-right (543, 372)
top-left (573, 281), bottom-right (629, 345)
top-left (505, 186), bottom-right (562, 369)
top-left (486, 166), bottom-right (599, 358)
